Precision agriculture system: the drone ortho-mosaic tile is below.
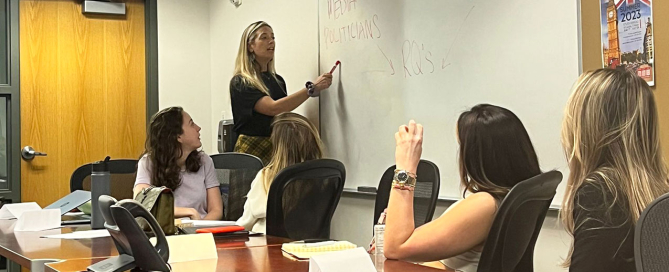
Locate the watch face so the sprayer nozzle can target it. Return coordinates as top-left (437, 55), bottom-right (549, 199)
top-left (609, 11), bottom-right (614, 18)
top-left (397, 172), bottom-right (408, 181)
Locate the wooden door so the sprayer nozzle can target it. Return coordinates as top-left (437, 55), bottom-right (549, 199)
top-left (20, 0), bottom-right (146, 207)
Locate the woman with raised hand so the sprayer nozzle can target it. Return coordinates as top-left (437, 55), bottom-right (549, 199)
top-left (384, 104), bottom-right (542, 272)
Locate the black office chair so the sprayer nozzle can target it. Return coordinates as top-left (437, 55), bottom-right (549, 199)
top-left (635, 192), bottom-right (669, 272)
top-left (210, 153), bottom-right (264, 221)
top-left (266, 159), bottom-right (346, 240)
top-left (477, 170), bottom-right (562, 272)
top-left (373, 160), bottom-right (440, 228)
top-left (70, 159), bottom-right (138, 201)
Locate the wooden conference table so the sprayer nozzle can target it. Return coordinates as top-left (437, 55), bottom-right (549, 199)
top-left (0, 220), bottom-right (440, 272)
top-left (44, 246), bottom-right (442, 272)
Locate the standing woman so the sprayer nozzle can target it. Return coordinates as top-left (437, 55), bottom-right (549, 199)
top-left (230, 21), bottom-right (332, 164)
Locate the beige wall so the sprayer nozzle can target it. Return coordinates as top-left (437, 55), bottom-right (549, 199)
top-left (158, 0), bottom-right (214, 153)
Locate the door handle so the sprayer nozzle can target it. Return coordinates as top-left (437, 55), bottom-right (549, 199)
top-left (21, 146), bottom-right (47, 161)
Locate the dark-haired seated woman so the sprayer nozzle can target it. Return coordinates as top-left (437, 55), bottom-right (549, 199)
top-left (133, 107), bottom-right (223, 220)
top-left (383, 104), bottom-right (542, 272)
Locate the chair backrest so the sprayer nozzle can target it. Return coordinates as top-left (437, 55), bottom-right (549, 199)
top-left (70, 159), bottom-right (138, 201)
top-left (635, 192), bottom-right (669, 272)
top-left (373, 160), bottom-right (440, 228)
top-left (210, 153), bottom-right (264, 221)
top-left (266, 159), bottom-right (346, 240)
top-left (477, 170), bottom-right (562, 272)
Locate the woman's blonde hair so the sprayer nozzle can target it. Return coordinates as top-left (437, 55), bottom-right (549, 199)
top-left (560, 68), bottom-right (669, 266)
top-left (234, 21), bottom-right (282, 95)
top-left (261, 112), bottom-right (325, 192)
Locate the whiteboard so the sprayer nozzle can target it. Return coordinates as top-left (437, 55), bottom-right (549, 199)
top-left (318, 0), bottom-right (578, 206)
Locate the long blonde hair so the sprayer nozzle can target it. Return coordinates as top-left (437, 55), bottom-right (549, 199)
top-left (261, 112), bottom-right (325, 192)
top-left (560, 68), bottom-right (669, 266)
top-left (234, 21), bottom-right (281, 95)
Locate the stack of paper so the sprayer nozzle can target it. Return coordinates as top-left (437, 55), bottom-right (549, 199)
top-left (42, 230), bottom-right (111, 239)
top-left (308, 247), bottom-right (376, 272)
top-left (178, 220), bottom-right (237, 227)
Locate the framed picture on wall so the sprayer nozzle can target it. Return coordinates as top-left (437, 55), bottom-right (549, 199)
top-left (600, 0), bottom-right (655, 86)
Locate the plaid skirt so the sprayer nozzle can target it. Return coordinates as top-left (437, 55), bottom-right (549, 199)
top-left (234, 134), bottom-right (272, 165)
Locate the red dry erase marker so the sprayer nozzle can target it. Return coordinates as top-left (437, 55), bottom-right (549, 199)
top-left (329, 60), bottom-right (341, 74)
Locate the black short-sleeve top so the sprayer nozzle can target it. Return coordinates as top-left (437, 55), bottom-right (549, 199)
top-left (230, 72), bottom-right (287, 137)
top-left (569, 181), bottom-right (635, 272)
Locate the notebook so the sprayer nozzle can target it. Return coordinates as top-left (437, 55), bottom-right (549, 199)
top-left (281, 241), bottom-right (358, 260)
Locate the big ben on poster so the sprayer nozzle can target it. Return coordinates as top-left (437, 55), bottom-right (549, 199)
top-left (600, 0), bottom-right (655, 86)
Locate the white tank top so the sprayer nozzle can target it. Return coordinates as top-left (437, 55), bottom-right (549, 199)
top-left (440, 249), bottom-right (481, 272)
top-left (437, 195), bottom-right (499, 272)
